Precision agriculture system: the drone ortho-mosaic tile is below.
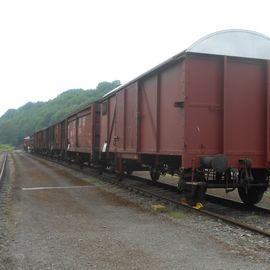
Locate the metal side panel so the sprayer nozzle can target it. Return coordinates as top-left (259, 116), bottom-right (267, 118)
top-left (223, 57), bottom-right (266, 167)
top-left (267, 61), bottom-right (270, 163)
top-left (124, 83), bottom-right (138, 152)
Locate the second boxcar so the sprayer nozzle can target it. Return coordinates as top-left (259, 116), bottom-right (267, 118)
top-left (66, 102), bottom-right (100, 166)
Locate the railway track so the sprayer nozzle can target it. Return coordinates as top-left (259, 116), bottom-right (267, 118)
top-left (31, 153), bottom-right (270, 239)
top-left (0, 152), bottom-right (8, 183)
top-left (103, 174), bottom-right (270, 238)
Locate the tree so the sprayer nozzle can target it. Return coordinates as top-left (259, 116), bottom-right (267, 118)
top-left (0, 80), bottom-right (121, 146)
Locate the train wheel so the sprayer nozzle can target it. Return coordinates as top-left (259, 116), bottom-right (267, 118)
top-left (238, 169), bottom-right (267, 206)
top-left (238, 187), bottom-right (264, 206)
top-left (150, 166), bottom-right (160, 182)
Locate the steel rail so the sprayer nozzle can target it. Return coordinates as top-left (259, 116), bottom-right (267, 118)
top-left (130, 174), bottom-right (270, 214)
top-left (102, 176), bottom-right (270, 238)
top-left (205, 193), bottom-right (270, 215)
top-left (0, 152), bottom-right (8, 182)
top-left (29, 153), bottom-right (270, 238)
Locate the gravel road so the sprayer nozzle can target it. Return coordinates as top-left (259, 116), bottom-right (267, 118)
top-left (0, 151), bottom-right (269, 269)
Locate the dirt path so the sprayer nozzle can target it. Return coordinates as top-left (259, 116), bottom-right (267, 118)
top-left (1, 151), bottom-right (269, 269)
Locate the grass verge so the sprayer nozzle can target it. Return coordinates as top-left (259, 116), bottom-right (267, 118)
top-left (0, 144), bottom-right (14, 152)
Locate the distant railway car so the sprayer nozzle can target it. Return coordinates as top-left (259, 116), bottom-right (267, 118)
top-left (54, 120), bottom-right (66, 158)
top-left (23, 136), bottom-right (33, 152)
top-left (33, 128), bottom-right (46, 154)
top-left (46, 120), bottom-right (66, 159)
top-left (99, 30), bottom-right (270, 205)
top-left (66, 102), bottom-right (100, 166)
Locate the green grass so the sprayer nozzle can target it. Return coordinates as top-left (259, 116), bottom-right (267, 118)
top-left (167, 210), bottom-right (187, 219)
top-left (0, 144), bottom-right (14, 152)
top-left (81, 177), bottom-right (98, 184)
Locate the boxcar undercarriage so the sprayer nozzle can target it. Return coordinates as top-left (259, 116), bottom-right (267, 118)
top-left (96, 151), bottom-right (270, 206)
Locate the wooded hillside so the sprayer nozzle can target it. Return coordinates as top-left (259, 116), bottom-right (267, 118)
top-left (0, 80), bottom-right (120, 146)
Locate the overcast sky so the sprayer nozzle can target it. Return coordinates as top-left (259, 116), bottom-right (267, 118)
top-left (0, 0), bottom-right (269, 117)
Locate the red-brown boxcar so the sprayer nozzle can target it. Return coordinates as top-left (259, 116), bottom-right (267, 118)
top-left (45, 119), bottom-right (67, 158)
top-left (33, 128), bottom-right (46, 154)
top-left (99, 30), bottom-right (270, 205)
top-left (66, 102), bottom-right (100, 166)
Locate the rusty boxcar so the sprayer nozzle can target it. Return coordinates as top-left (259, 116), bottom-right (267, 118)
top-left (99, 29), bottom-right (270, 205)
top-left (45, 119), bottom-right (67, 159)
top-left (33, 128), bottom-right (47, 154)
top-left (66, 102), bottom-right (100, 166)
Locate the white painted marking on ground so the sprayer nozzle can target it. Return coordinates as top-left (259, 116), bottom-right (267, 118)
top-left (22, 185), bottom-right (94, 191)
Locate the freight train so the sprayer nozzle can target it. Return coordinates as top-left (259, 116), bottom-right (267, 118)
top-left (32, 29), bottom-right (270, 205)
